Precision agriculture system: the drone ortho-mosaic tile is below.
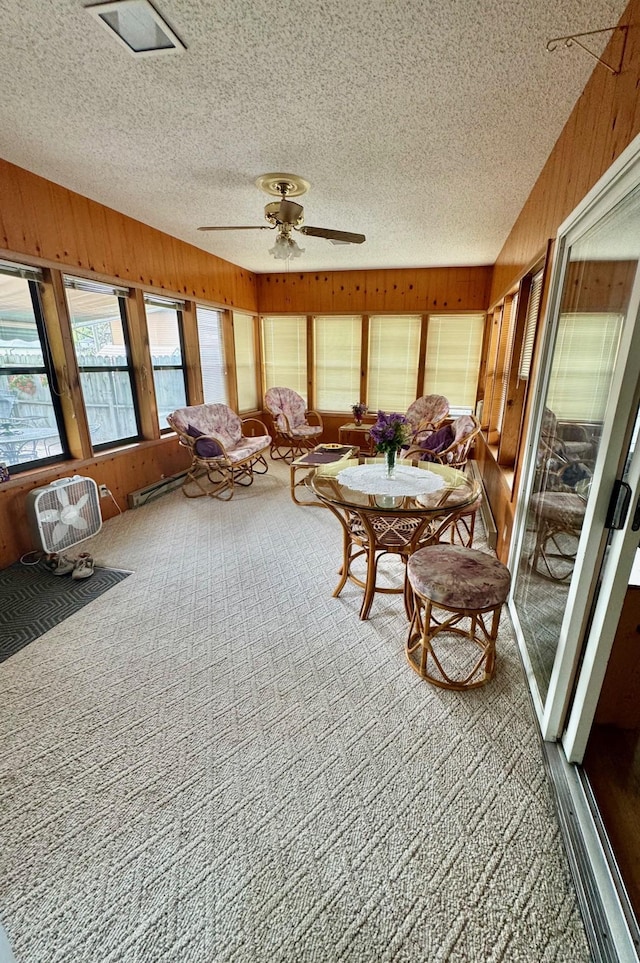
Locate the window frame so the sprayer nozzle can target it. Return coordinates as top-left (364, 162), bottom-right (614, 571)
top-left (0, 264), bottom-right (70, 471)
top-left (65, 275), bottom-right (142, 451)
top-left (144, 294), bottom-right (189, 432)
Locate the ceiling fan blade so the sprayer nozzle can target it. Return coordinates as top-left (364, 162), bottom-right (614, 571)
top-left (197, 225), bottom-right (273, 232)
top-left (298, 226), bottom-right (366, 244)
top-left (278, 199), bottom-right (304, 224)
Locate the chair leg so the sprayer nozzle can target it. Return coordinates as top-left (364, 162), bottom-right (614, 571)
top-left (181, 462), bottom-right (234, 500)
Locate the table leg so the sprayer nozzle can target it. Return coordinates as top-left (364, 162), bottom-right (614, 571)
top-left (289, 464), bottom-right (323, 506)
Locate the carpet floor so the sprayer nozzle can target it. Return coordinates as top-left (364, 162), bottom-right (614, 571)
top-left (0, 459), bottom-right (591, 962)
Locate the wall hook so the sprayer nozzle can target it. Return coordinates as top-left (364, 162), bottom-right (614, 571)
top-left (546, 25), bottom-right (627, 75)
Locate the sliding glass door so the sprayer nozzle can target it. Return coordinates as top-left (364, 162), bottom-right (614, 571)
top-left (509, 149), bottom-right (640, 741)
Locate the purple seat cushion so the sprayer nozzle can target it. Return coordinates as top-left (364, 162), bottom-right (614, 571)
top-left (408, 545), bottom-right (511, 610)
top-left (416, 423), bottom-right (455, 461)
top-left (185, 423), bottom-right (223, 458)
top-left (421, 423), bottom-right (454, 453)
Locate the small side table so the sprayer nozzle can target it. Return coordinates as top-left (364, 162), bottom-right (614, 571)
top-left (290, 444), bottom-right (358, 505)
top-left (338, 422), bottom-right (375, 454)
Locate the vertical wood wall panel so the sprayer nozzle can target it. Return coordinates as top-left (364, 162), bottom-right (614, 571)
top-left (491, 0), bottom-right (640, 304)
top-left (256, 265), bottom-right (493, 314)
top-left (0, 159), bottom-right (258, 311)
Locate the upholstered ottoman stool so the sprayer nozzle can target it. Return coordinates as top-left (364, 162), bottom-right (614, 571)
top-left (405, 545), bottom-right (511, 690)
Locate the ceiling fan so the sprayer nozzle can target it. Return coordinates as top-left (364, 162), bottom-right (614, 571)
top-left (197, 173), bottom-right (366, 260)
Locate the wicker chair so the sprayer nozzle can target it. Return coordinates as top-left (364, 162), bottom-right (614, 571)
top-left (167, 403), bottom-right (271, 500)
top-left (405, 394), bottom-right (450, 446)
top-left (406, 414), bottom-right (481, 471)
top-left (528, 490), bottom-right (587, 581)
top-left (536, 407), bottom-right (593, 493)
top-left (264, 386), bottom-right (323, 462)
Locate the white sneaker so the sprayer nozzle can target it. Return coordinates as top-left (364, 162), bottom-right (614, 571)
top-left (43, 553), bottom-right (75, 576)
top-left (72, 553), bottom-right (95, 580)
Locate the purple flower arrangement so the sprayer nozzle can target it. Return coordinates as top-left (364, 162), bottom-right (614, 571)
top-left (351, 402), bottom-right (368, 422)
top-left (369, 411), bottom-right (411, 453)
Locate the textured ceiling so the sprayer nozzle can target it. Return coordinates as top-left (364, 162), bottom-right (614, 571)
top-left (0, 0), bottom-right (629, 274)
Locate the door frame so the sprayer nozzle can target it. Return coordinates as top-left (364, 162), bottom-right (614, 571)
top-left (508, 130), bottom-right (640, 741)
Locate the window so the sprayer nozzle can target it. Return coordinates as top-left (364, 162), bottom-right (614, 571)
top-left (314, 315), bottom-right (361, 410)
top-left (261, 315), bottom-right (307, 399)
top-left (196, 305), bottom-right (228, 405)
top-left (368, 315), bottom-right (421, 411)
top-left (423, 314), bottom-right (484, 413)
top-left (65, 277), bottom-right (139, 448)
top-left (144, 295), bottom-right (188, 427)
top-left (233, 312), bottom-right (258, 412)
top-left (0, 262), bottom-right (67, 469)
top-left (486, 296), bottom-right (517, 436)
top-left (518, 270), bottom-right (543, 380)
top-left (547, 313), bottom-right (623, 421)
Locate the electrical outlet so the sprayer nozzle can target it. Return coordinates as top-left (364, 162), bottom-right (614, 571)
top-left (99, 484), bottom-right (110, 498)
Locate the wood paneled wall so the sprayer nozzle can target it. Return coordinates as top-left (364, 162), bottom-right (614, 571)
top-left (0, 159), bottom-right (258, 312)
top-left (481, 0), bottom-right (640, 559)
top-left (257, 266), bottom-right (493, 314)
top-left (561, 260), bottom-right (638, 313)
top-left (491, 0), bottom-right (640, 304)
top-left (0, 439), bottom-right (191, 565)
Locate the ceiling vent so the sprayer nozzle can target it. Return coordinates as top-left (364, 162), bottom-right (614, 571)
top-left (86, 0), bottom-right (186, 58)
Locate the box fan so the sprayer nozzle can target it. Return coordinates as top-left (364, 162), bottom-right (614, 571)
top-left (26, 476), bottom-right (102, 553)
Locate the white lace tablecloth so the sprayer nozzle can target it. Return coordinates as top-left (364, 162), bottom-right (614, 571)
top-left (336, 463), bottom-right (445, 496)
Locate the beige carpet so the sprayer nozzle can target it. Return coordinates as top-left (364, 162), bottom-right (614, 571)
top-left (0, 460), bottom-right (590, 962)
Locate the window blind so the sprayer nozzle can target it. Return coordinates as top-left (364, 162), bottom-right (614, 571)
top-left (314, 315), bottom-right (361, 410)
top-left (1, 260), bottom-right (42, 282)
top-left (546, 312), bottom-right (623, 421)
top-left (64, 276), bottom-right (129, 298)
top-left (368, 315), bottom-right (421, 411)
top-left (233, 312), bottom-right (258, 411)
top-left (197, 306), bottom-right (228, 404)
top-left (423, 314), bottom-right (484, 411)
top-left (518, 270), bottom-right (543, 380)
top-left (261, 315), bottom-right (307, 399)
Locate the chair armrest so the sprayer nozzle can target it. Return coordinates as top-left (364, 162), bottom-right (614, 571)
top-left (241, 417), bottom-right (270, 437)
top-left (305, 409), bottom-right (324, 429)
top-left (403, 445), bottom-right (442, 463)
top-left (411, 426), bottom-right (436, 445)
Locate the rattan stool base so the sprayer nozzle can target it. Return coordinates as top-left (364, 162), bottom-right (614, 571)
top-left (406, 597), bottom-right (500, 690)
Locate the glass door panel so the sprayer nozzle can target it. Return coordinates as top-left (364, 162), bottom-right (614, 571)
top-left (510, 178), bottom-right (640, 726)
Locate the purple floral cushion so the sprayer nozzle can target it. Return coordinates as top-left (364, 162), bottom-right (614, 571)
top-left (408, 545), bottom-right (511, 610)
top-left (185, 423), bottom-right (223, 458)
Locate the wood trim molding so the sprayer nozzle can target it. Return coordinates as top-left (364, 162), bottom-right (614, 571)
top-left (126, 288), bottom-right (160, 440)
top-left (39, 268), bottom-right (91, 460)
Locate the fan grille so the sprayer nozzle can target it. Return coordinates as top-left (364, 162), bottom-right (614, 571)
top-left (26, 476), bottom-right (102, 553)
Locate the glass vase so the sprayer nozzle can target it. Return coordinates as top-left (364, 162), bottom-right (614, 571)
top-left (385, 448), bottom-right (397, 479)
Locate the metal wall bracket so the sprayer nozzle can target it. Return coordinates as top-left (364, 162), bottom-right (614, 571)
top-left (546, 25), bottom-right (628, 76)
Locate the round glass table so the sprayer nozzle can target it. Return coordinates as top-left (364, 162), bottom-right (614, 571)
top-left (309, 455), bottom-right (481, 619)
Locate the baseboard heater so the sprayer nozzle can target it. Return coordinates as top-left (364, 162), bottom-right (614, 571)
top-left (127, 471), bottom-right (188, 509)
top-left (466, 460), bottom-right (498, 550)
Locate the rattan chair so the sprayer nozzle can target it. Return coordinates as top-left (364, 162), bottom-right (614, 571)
top-left (167, 403), bottom-right (271, 500)
top-left (405, 394), bottom-right (450, 446)
top-left (405, 414), bottom-right (481, 471)
top-left (264, 386), bottom-right (323, 462)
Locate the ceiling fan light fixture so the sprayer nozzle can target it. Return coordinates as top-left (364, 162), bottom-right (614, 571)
top-left (269, 234), bottom-right (304, 260)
